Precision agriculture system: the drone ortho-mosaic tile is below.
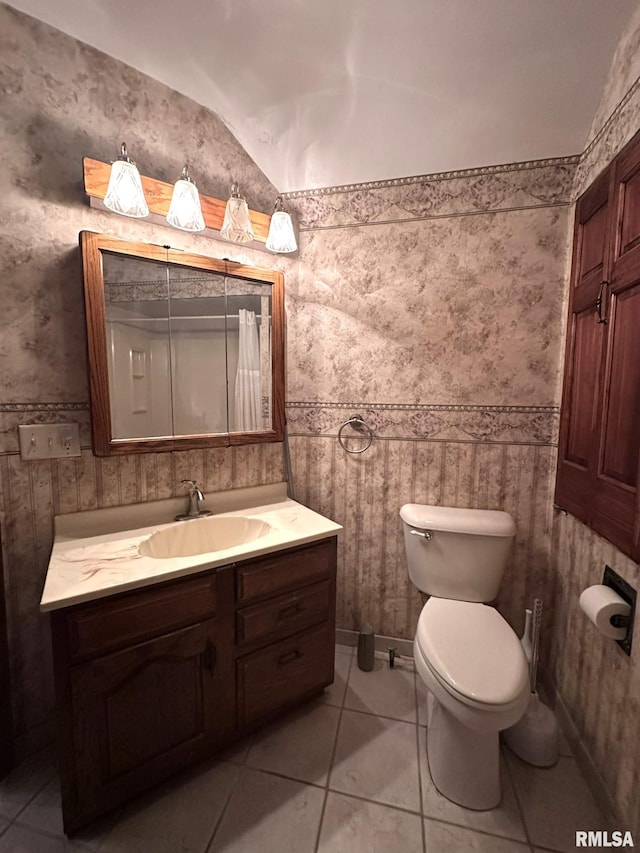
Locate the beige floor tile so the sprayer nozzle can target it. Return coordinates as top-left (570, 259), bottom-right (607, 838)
top-left (318, 791), bottom-right (423, 853)
top-left (418, 729), bottom-right (527, 841)
top-left (317, 646), bottom-right (353, 708)
top-left (344, 657), bottom-right (417, 722)
top-left (0, 823), bottom-right (96, 852)
top-left (15, 778), bottom-right (110, 850)
top-left (208, 768), bottom-right (324, 853)
top-left (505, 752), bottom-right (607, 852)
top-left (98, 760), bottom-right (239, 853)
top-left (423, 819), bottom-right (531, 852)
top-left (246, 703), bottom-right (340, 785)
top-left (0, 748), bottom-right (56, 821)
top-left (329, 710), bottom-right (421, 812)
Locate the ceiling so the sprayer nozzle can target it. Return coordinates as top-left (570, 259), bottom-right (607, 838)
top-left (7, 0), bottom-right (639, 192)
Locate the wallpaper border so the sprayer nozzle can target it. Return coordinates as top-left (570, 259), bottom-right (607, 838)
top-left (283, 155), bottom-right (580, 199)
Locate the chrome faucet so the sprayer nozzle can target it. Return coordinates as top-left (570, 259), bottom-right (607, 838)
top-left (175, 479), bottom-right (213, 521)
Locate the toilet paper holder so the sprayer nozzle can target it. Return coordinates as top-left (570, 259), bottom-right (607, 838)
top-left (602, 565), bottom-right (636, 655)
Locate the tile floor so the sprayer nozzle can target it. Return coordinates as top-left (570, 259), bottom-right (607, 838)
top-left (0, 645), bottom-right (610, 853)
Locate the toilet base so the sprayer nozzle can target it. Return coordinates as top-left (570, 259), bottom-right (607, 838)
top-left (427, 697), bottom-right (501, 810)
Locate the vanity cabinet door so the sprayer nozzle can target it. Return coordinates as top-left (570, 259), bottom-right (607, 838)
top-left (65, 619), bottom-right (233, 832)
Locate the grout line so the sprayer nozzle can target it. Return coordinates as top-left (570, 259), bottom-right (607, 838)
top-left (323, 786), bottom-right (423, 818)
top-left (421, 814), bottom-right (539, 848)
top-left (313, 648), bottom-right (354, 852)
top-left (203, 762), bottom-right (247, 853)
top-left (502, 746), bottom-right (534, 849)
top-left (3, 749), bottom-right (58, 829)
top-left (414, 669), bottom-right (427, 853)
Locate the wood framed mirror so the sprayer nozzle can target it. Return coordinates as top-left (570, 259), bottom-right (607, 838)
top-left (80, 232), bottom-right (284, 455)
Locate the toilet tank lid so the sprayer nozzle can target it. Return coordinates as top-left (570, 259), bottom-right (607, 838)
top-left (400, 504), bottom-right (515, 537)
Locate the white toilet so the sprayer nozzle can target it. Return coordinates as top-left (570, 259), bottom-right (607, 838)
top-left (400, 503), bottom-right (529, 810)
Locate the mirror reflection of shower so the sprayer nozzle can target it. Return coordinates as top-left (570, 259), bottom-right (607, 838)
top-left (103, 254), bottom-right (272, 440)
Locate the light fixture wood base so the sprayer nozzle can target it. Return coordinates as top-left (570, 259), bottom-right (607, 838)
top-left (83, 158), bottom-right (271, 243)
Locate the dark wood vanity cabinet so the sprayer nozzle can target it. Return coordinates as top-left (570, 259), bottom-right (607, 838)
top-left (556, 126), bottom-right (640, 560)
top-left (50, 537), bottom-right (337, 833)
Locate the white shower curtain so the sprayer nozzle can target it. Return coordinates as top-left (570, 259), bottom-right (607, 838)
top-left (234, 309), bottom-right (261, 431)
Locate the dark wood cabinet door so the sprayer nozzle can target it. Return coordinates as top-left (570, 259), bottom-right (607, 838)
top-left (555, 167), bottom-right (612, 517)
top-left (592, 138), bottom-right (640, 558)
top-left (65, 619), bottom-right (233, 831)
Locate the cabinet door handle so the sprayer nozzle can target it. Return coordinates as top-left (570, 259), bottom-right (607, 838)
top-left (203, 640), bottom-right (216, 674)
top-left (596, 280), bottom-right (609, 324)
top-left (277, 648), bottom-right (302, 666)
top-left (277, 603), bottom-right (302, 621)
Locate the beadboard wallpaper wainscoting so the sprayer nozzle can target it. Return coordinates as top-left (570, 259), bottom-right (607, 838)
top-left (549, 512), bottom-right (640, 834)
top-left (287, 402), bottom-right (558, 646)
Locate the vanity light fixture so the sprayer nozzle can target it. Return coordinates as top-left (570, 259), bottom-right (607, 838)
top-left (166, 165), bottom-right (206, 232)
top-left (265, 196), bottom-right (297, 254)
top-left (103, 143), bottom-right (149, 218)
top-left (220, 183), bottom-right (255, 243)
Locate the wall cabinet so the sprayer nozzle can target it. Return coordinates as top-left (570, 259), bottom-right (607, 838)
top-left (556, 127), bottom-right (640, 560)
top-left (50, 537), bottom-right (337, 833)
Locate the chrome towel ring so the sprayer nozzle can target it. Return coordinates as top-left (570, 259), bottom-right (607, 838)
top-left (338, 414), bottom-right (374, 454)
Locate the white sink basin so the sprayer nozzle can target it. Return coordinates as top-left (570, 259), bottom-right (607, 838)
top-left (140, 516), bottom-right (272, 559)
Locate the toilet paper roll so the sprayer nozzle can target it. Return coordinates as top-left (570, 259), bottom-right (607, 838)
top-left (579, 585), bottom-right (631, 641)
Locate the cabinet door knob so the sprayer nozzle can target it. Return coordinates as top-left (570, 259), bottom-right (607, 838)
top-left (203, 640), bottom-right (216, 674)
top-left (596, 280), bottom-right (609, 324)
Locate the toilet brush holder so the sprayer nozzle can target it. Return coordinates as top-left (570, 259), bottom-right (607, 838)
top-left (503, 691), bottom-right (559, 767)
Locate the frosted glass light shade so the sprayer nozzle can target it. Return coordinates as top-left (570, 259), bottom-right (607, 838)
top-left (166, 168), bottom-right (205, 232)
top-left (266, 210), bottom-right (297, 253)
top-left (103, 158), bottom-right (149, 218)
top-left (221, 188), bottom-right (255, 243)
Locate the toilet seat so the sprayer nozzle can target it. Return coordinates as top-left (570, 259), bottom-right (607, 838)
top-left (416, 598), bottom-right (529, 707)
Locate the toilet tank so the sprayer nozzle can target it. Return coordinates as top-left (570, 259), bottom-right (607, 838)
top-left (400, 504), bottom-right (516, 602)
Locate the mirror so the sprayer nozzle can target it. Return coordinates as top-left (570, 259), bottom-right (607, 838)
top-left (80, 232), bottom-right (284, 455)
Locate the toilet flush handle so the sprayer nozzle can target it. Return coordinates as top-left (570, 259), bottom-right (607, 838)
top-left (409, 528), bottom-right (433, 540)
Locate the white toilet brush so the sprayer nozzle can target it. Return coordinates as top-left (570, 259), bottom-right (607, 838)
top-left (503, 598), bottom-right (560, 767)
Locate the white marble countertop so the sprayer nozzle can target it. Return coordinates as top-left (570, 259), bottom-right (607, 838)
top-left (40, 483), bottom-right (342, 612)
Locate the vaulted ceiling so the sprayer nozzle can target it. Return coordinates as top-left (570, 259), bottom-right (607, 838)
top-left (6, 0), bottom-right (638, 191)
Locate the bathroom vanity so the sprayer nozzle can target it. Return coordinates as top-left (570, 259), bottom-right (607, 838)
top-left (40, 484), bottom-right (341, 833)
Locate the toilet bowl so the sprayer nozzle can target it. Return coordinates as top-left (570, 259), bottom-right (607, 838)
top-left (400, 503), bottom-right (528, 810)
top-left (414, 598), bottom-right (529, 809)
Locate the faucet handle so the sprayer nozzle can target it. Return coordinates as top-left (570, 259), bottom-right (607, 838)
top-left (181, 479), bottom-right (203, 499)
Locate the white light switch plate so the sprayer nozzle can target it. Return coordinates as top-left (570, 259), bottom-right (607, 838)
top-left (18, 423), bottom-right (81, 460)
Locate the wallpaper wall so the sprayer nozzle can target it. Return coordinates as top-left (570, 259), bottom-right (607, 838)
top-left (548, 3), bottom-right (640, 835)
top-left (2, 4), bottom-right (639, 838)
top-left (283, 159), bottom-right (574, 654)
top-left (0, 4), bottom-right (290, 750)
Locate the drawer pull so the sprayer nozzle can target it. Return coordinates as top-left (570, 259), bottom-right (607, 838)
top-left (277, 603), bottom-right (303, 621)
top-left (203, 640), bottom-right (216, 674)
top-left (277, 648), bottom-right (302, 666)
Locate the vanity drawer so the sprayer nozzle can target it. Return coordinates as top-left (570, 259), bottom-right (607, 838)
top-left (236, 579), bottom-right (330, 646)
top-left (66, 571), bottom-right (219, 662)
top-left (236, 539), bottom-right (335, 604)
top-left (236, 622), bottom-right (334, 727)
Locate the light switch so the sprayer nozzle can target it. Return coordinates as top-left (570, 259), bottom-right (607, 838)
top-left (18, 423), bottom-right (81, 460)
